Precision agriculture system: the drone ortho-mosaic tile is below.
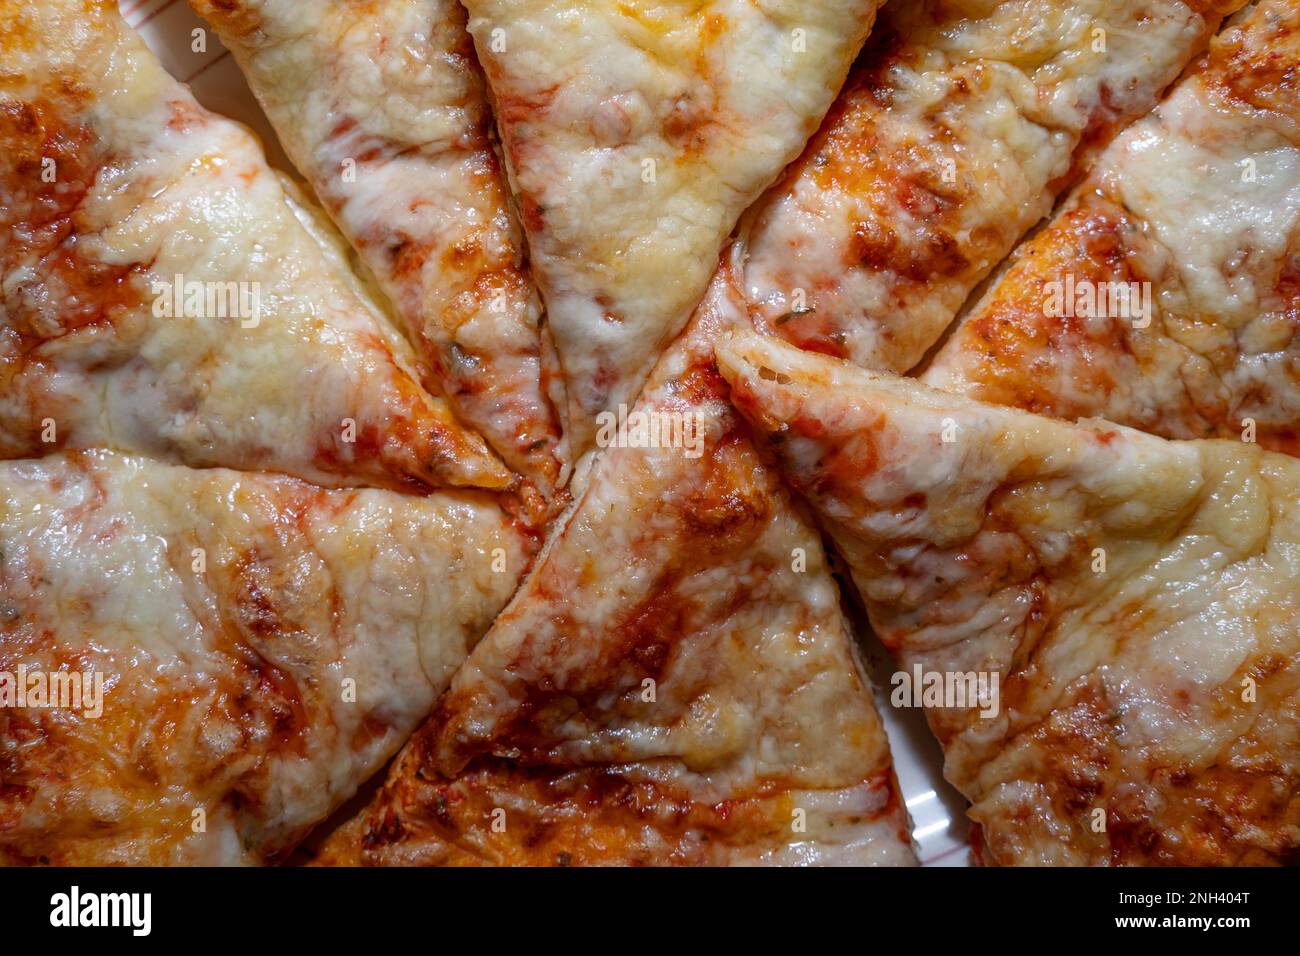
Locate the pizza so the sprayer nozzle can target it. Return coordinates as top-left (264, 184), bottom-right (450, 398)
top-left (0, 0), bottom-right (539, 865)
top-left (458, 0), bottom-right (886, 451)
top-left (924, 0), bottom-right (1300, 455)
top-left (314, 266), bottom-right (915, 866)
top-left (190, 0), bottom-right (567, 496)
top-left (4, 0), bottom-right (1300, 870)
top-left (717, 330), bottom-right (1300, 866)
top-left (738, 0), bottom-right (1246, 373)
top-left (0, 0), bottom-right (514, 497)
top-left (0, 449), bottom-right (528, 865)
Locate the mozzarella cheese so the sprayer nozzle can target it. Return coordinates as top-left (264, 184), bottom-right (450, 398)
top-left (741, 0), bottom-right (1246, 373)
top-left (0, 449), bottom-right (527, 865)
top-left (0, 0), bottom-right (510, 494)
top-left (317, 270), bottom-right (915, 866)
top-left (719, 331), bottom-right (1300, 866)
top-left (191, 0), bottom-right (567, 494)
top-left (460, 0), bottom-right (884, 452)
top-left (925, 0), bottom-right (1300, 455)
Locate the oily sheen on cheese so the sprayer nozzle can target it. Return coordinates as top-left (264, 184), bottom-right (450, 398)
top-left (191, 0), bottom-right (567, 495)
top-left (0, 0), bottom-right (509, 494)
top-left (925, 0), bottom-right (1300, 455)
top-left (315, 268), bottom-right (915, 867)
top-left (0, 450), bottom-right (527, 865)
top-left (460, 0), bottom-right (884, 453)
top-left (740, 0), bottom-right (1246, 373)
top-left (719, 332), bottom-right (1300, 866)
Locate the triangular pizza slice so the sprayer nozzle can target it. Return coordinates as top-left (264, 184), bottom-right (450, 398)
top-left (924, 0), bottom-right (1300, 455)
top-left (461, 0), bottom-right (885, 451)
top-left (191, 0), bottom-right (567, 494)
top-left (739, 0), bottom-right (1246, 373)
top-left (316, 267), bottom-right (915, 866)
top-left (0, 450), bottom-right (529, 865)
top-left (0, 0), bottom-right (510, 495)
top-left (718, 331), bottom-right (1300, 865)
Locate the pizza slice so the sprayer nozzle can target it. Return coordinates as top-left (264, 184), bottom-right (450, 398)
top-left (924, 0), bottom-right (1300, 456)
top-left (315, 267), bottom-right (915, 866)
top-left (740, 0), bottom-right (1247, 373)
top-left (460, 0), bottom-right (884, 451)
top-left (0, 0), bottom-right (511, 495)
top-left (718, 331), bottom-right (1300, 866)
top-left (190, 0), bottom-right (566, 494)
top-left (0, 450), bottom-right (529, 865)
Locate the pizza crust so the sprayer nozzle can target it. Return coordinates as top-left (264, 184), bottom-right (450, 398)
top-left (319, 268), bottom-right (916, 866)
top-left (191, 0), bottom-right (569, 496)
top-left (925, 0), bottom-right (1300, 455)
top-left (462, 0), bottom-right (885, 451)
top-left (0, 450), bottom-right (529, 865)
top-left (718, 330), bottom-right (1300, 865)
top-left (0, 0), bottom-right (511, 495)
top-left (739, 0), bottom-right (1246, 373)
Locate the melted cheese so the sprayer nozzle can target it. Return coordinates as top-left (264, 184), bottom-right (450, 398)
top-left (719, 331), bottom-right (1300, 866)
top-left (460, 0), bottom-right (883, 452)
top-left (318, 272), bottom-right (915, 866)
top-left (191, 0), bottom-right (567, 494)
top-left (925, 0), bottom-right (1300, 455)
top-left (741, 0), bottom-right (1246, 373)
top-left (0, 0), bottom-right (509, 493)
top-left (0, 450), bottom-right (527, 865)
